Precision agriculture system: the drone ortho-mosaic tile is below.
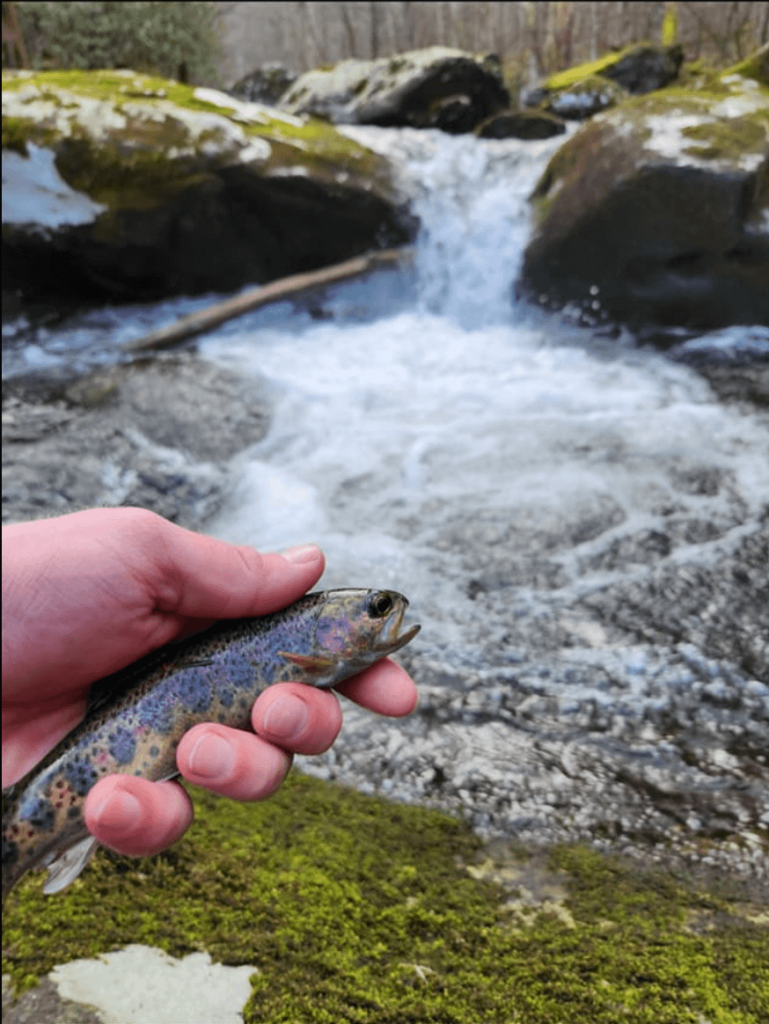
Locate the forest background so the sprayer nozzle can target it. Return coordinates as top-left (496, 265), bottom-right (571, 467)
top-left (4, 1), bottom-right (769, 95)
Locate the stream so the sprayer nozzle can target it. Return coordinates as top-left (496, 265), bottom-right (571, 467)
top-left (4, 126), bottom-right (769, 879)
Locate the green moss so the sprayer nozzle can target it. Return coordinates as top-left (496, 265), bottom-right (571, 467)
top-left (544, 44), bottom-right (643, 91)
top-left (723, 47), bottom-right (769, 89)
top-left (681, 111), bottom-right (769, 161)
top-left (1, 115), bottom-right (32, 154)
top-left (3, 773), bottom-right (768, 1023)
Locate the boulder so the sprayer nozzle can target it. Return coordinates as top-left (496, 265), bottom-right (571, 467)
top-left (228, 63), bottom-right (297, 105)
top-left (518, 57), bottom-right (769, 335)
top-left (279, 47), bottom-right (509, 133)
top-left (476, 109), bottom-right (566, 140)
top-left (600, 43), bottom-right (684, 94)
top-left (2, 69), bottom-right (416, 302)
top-left (522, 43), bottom-right (683, 121)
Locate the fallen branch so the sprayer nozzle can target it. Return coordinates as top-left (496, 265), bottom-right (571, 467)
top-left (125, 246), bottom-right (414, 353)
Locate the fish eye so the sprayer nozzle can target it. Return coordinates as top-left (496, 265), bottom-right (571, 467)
top-left (368, 592), bottom-right (394, 618)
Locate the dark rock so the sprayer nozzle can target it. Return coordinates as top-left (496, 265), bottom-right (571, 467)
top-left (602, 43), bottom-right (684, 94)
top-left (521, 44), bottom-right (681, 123)
top-left (477, 110), bottom-right (567, 140)
top-left (280, 47), bottom-right (509, 134)
top-left (518, 66), bottom-right (769, 334)
top-left (229, 63), bottom-right (297, 105)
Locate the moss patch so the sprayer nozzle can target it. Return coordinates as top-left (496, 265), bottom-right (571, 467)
top-left (3, 773), bottom-right (767, 1023)
top-left (723, 47), bottom-right (769, 89)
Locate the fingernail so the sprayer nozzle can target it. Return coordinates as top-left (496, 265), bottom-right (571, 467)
top-left (262, 694), bottom-right (310, 740)
top-left (281, 543), bottom-right (321, 565)
top-left (93, 790), bottom-right (142, 831)
top-left (187, 734), bottom-right (235, 780)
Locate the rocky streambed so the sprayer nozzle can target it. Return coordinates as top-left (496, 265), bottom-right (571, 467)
top-left (3, 332), bottom-right (768, 893)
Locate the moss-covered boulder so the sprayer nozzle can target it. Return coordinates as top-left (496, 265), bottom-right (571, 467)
top-left (280, 47), bottom-right (509, 134)
top-left (523, 43), bottom-right (684, 121)
top-left (518, 53), bottom-right (769, 335)
top-left (2, 69), bottom-right (416, 302)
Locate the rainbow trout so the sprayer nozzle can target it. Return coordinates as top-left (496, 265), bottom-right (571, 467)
top-left (2, 589), bottom-right (419, 903)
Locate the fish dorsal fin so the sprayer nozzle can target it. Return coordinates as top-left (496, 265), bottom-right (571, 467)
top-left (42, 835), bottom-right (100, 895)
top-left (278, 651), bottom-right (336, 674)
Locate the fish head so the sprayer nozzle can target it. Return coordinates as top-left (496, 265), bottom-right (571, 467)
top-left (279, 589), bottom-right (420, 688)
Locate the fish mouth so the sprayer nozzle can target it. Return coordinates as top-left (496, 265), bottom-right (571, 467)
top-left (377, 598), bottom-right (421, 654)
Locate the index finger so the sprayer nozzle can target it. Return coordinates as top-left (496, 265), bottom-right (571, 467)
top-left (134, 512), bottom-right (326, 619)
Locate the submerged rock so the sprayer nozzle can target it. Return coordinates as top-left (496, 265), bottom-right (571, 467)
top-left (2, 69), bottom-right (415, 302)
top-left (477, 109), bottom-right (566, 140)
top-left (280, 47), bottom-right (509, 133)
top-left (519, 53), bottom-right (769, 334)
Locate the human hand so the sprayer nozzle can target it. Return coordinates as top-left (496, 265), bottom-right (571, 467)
top-left (2, 508), bottom-right (417, 857)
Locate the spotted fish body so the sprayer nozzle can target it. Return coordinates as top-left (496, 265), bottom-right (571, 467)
top-left (2, 589), bottom-right (419, 903)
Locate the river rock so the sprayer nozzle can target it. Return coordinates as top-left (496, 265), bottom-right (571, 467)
top-left (229, 63), bottom-right (297, 105)
top-left (540, 74), bottom-right (629, 120)
top-left (518, 51), bottom-right (769, 334)
top-left (2, 69), bottom-right (415, 303)
top-left (476, 109), bottom-right (566, 140)
top-left (279, 47), bottom-right (509, 133)
top-left (2, 355), bottom-right (270, 528)
top-left (522, 43), bottom-right (683, 120)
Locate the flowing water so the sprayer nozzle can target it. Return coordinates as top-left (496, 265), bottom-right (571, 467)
top-left (5, 126), bottom-right (769, 869)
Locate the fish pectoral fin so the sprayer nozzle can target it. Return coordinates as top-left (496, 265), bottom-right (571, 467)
top-left (42, 835), bottom-right (100, 895)
top-left (278, 651), bottom-right (337, 674)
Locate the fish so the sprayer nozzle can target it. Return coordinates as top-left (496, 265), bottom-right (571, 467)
top-left (2, 588), bottom-right (419, 903)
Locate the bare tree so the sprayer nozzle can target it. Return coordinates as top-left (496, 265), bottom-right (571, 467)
top-left (212, 2), bottom-right (769, 87)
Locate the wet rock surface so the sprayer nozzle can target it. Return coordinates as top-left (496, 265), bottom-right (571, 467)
top-left (2, 354), bottom-right (271, 527)
top-left (301, 521), bottom-right (769, 884)
top-left (477, 110), bottom-right (567, 140)
top-left (2, 975), bottom-right (102, 1024)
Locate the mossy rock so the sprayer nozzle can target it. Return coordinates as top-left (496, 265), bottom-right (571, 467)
top-left (723, 43), bottom-right (769, 89)
top-left (3, 773), bottom-right (768, 1023)
top-left (520, 63), bottom-right (769, 335)
top-left (524, 43), bottom-right (684, 120)
top-left (2, 69), bottom-right (416, 302)
top-left (280, 47), bottom-right (509, 134)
